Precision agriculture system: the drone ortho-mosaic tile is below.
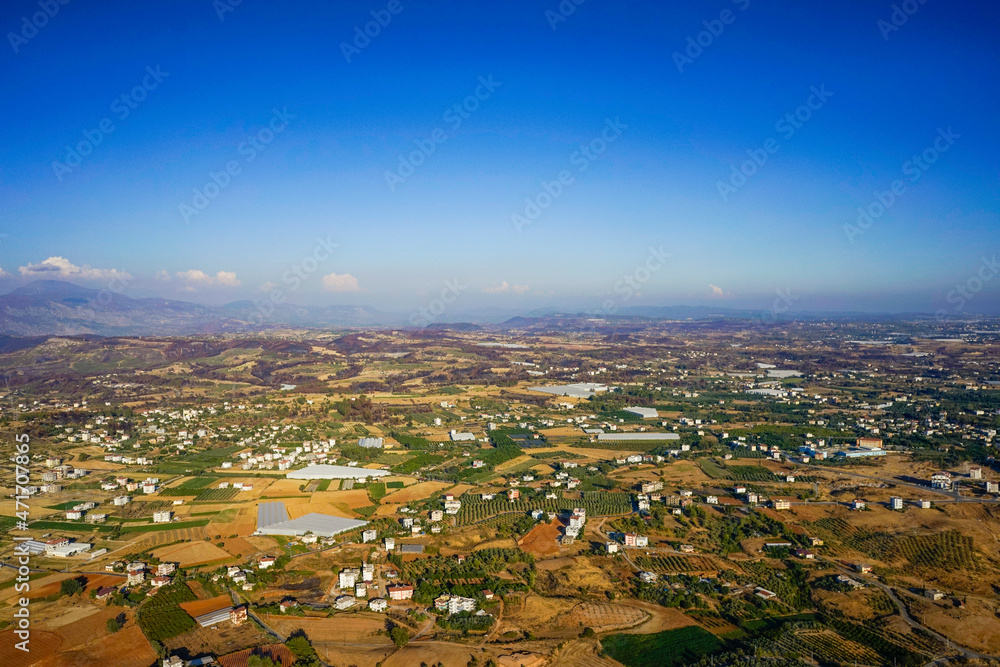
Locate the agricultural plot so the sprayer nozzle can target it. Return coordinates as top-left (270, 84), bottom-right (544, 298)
top-left (193, 488), bottom-right (239, 502)
top-left (698, 459), bottom-right (776, 482)
top-left (559, 603), bottom-right (649, 633)
top-left (51, 624), bottom-right (157, 667)
top-left (634, 555), bottom-right (721, 574)
top-left (688, 613), bottom-right (740, 636)
top-left (456, 492), bottom-right (632, 525)
top-left (825, 617), bottom-right (924, 665)
top-left (138, 582), bottom-right (198, 642)
top-left (391, 453), bottom-right (446, 474)
top-left (788, 629), bottom-right (883, 665)
top-left (46, 501), bottom-right (88, 510)
top-left (152, 541), bottom-right (233, 567)
top-left (811, 518), bottom-right (977, 572)
top-left (602, 626), bottom-right (724, 667)
top-left (121, 519), bottom-right (210, 533)
top-left (28, 520), bottom-right (116, 533)
top-left (382, 480), bottom-right (451, 503)
top-left (0, 630), bottom-right (62, 667)
top-left (178, 477), bottom-right (220, 489)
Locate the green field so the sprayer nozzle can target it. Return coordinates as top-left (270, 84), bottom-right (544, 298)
top-left (138, 582), bottom-right (197, 642)
top-left (368, 483), bottom-right (387, 501)
top-left (602, 626), bottom-right (724, 667)
top-left (316, 479), bottom-right (332, 492)
top-left (193, 488), bottom-right (239, 502)
top-left (28, 521), bottom-right (118, 533)
top-left (178, 477), bottom-right (219, 489)
top-left (120, 519), bottom-right (210, 534)
top-left (45, 501), bottom-right (87, 510)
top-left (208, 508), bottom-right (239, 523)
top-left (392, 453), bottom-right (446, 474)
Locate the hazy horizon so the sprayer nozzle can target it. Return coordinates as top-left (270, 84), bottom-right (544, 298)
top-left (2, 0), bottom-right (999, 318)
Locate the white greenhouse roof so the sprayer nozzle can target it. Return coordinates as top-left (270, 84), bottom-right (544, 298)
top-left (256, 501), bottom-right (368, 537)
top-left (286, 464), bottom-right (390, 480)
top-left (597, 432), bottom-right (680, 441)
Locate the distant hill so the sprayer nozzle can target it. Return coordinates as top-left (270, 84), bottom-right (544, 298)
top-left (0, 280), bottom-right (944, 338)
top-left (0, 280), bottom-right (396, 336)
top-left (423, 322), bottom-right (483, 332)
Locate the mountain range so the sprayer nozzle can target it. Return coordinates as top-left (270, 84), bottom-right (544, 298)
top-left (0, 280), bottom-right (955, 338)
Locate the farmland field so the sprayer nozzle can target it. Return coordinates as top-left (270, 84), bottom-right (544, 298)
top-left (601, 626), bottom-right (724, 667)
top-left (152, 540), bottom-right (234, 567)
top-left (138, 582), bottom-right (198, 642)
top-left (121, 519), bottom-right (210, 533)
top-left (634, 555), bottom-right (721, 574)
top-left (456, 492), bottom-right (632, 525)
top-left (382, 480), bottom-right (451, 503)
top-left (193, 488), bottom-right (239, 502)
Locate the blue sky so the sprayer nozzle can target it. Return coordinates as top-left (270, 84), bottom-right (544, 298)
top-left (1, 0), bottom-right (999, 316)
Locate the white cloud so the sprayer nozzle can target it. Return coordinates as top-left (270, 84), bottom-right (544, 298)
top-left (154, 270), bottom-right (171, 282)
top-left (215, 271), bottom-right (241, 287)
top-left (175, 269), bottom-right (241, 288)
top-left (483, 281), bottom-right (530, 295)
top-left (483, 281), bottom-right (510, 294)
top-left (176, 269), bottom-right (214, 284)
top-left (0, 267), bottom-right (8, 277)
top-left (709, 284), bottom-right (725, 297)
top-left (322, 272), bottom-right (360, 292)
top-left (258, 281), bottom-right (277, 292)
top-left (18, 257), bottom-right (131, 281)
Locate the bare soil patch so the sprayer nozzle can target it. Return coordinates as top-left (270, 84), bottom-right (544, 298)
top-left (153, 541), bottom-right (233, 567)
top-left (518, 519), bottom-right (562, 556)
top-left (382, 481), bottom-right (451, 503)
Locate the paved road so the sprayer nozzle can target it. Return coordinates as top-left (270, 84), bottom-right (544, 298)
top-left (819, 558), bottom-right (997, 663)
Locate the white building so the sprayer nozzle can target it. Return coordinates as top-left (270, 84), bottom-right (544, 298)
top-left (448, 595), bottom-right (478, 615)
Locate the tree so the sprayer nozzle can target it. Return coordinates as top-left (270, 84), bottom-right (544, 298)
top-left (60, 577), bottom-right (84, 597)
top-left (248, 656), bottom-right (281, 667)
top-left (580, 627), bottom-right (595, 638)
top-left (286, 634), bottom-right (320, 667)
top-left (389, 626), bottom-right (409, 647)
top-left (106, 617), bottom-right (122, 633)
